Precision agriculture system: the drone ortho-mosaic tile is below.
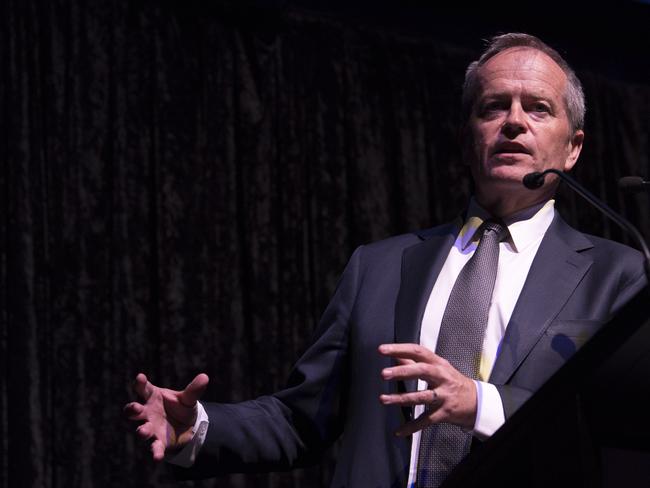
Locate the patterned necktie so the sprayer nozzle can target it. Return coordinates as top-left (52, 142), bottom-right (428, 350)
top-left (416, 219), bottom-right (509, 488)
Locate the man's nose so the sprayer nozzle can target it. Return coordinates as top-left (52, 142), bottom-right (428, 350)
top-left (501, 104), bottom-right (527, 138)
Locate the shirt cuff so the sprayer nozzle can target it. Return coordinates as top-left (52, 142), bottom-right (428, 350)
top-left (165, 401), bottom-right (210, 467)
top-left (471, 380), bottom-right (505, 440)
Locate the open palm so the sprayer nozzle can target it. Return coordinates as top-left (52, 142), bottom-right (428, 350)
top-left (124, 373), bottom-right (209, 460)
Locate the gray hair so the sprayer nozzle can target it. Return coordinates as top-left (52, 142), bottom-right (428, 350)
top-left (461, 33), bottom-right (585, 133)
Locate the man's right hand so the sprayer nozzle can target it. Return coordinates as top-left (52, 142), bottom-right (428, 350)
top-left (124, 372), bottom-right (209, 461)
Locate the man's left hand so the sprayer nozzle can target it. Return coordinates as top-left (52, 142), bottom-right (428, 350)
top-left (378, 343), bottom-right (477, 436)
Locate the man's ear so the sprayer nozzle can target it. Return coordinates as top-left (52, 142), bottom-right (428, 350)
top-left (564, 129), bottom-right (584, 172)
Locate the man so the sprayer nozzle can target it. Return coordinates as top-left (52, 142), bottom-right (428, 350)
top-left (124, 33), bottom-right (647, 487)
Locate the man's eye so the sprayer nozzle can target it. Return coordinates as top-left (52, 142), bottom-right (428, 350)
top-left (480, 102), bottom-right (507, 114)
top-left (531, 103), bottom-right (550, 113)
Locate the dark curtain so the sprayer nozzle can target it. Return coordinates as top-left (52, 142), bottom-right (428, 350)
top-left (1, 2), bottom-right (649, 487)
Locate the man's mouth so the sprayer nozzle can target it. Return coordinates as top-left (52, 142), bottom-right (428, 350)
top-left (492, 142), bottom-right (531, 156)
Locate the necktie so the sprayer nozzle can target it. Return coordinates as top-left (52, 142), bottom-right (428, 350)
top-left (416, 219), bottom-right (509, 488)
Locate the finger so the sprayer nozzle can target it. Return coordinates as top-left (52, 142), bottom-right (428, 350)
top-left (136, 422), bottom-right (155, 440)
top-left (395, 411), bottom-right (434, 437)
top-left (151, 439), bottom-right (166, 462)
top-left (133, 373), bottom-right (155, 400)
top-left (382, 363), bottom-right (436, 382)
top-left (178, 373), bottom-right (210, 407)
top-left (395, 357), bottom-right (415, 366)
top-left (123, 402), bottom-right (145, 421)
top-left (380, 390), bottom-right (439, 407)
top-left (378, 343), bottom-right (437, 363)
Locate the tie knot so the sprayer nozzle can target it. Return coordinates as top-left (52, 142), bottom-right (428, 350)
top-left (480, 219), bottom-right (509, 242)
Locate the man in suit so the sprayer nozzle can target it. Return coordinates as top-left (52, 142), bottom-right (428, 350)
top-left (124, 33), bottom-right (647, 487)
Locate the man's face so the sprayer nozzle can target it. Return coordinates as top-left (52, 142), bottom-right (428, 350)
top-left (464, 47), bottom-right (584, 200)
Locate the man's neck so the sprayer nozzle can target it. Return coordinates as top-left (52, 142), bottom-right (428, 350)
top-left (474, 188), bottom-right (555, 219)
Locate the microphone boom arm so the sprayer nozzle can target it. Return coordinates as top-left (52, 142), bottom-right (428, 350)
top-left (525, 169), bottom-right (650, 280)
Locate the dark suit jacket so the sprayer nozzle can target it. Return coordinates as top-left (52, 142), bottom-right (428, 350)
top-left (181, 213), bottom-right (647, 487)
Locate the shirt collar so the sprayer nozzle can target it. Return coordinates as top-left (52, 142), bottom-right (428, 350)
top-left (458, 198), bottom-right (556, 253)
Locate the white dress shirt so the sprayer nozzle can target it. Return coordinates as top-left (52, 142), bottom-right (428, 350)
top-left (172, 198), bottom-right (556, 477)
top-left (406, 198), bottom-right (555, 486)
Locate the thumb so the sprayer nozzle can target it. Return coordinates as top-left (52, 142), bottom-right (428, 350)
top-left (178, 373), bottom-right (209, 407)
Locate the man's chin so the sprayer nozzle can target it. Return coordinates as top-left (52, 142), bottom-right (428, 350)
top-left (483, 171), bottom-right (530, 189)
top-left (471, 162), bottom-right (543, 194)
top-left (475, 172), bottom-right (558, 203)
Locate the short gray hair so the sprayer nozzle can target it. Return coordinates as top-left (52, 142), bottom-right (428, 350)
top-left (462, 33), bottom-right (585, 133)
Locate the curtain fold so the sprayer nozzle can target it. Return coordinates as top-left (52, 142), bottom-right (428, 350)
top-left (1, 2), bottom-right (649, 487)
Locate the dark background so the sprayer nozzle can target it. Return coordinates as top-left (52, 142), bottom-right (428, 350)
top-left (2, 1), bottom-right (650, 487)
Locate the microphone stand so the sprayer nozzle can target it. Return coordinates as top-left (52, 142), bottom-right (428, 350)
top-left (523, 169), bottom-right (650, 281)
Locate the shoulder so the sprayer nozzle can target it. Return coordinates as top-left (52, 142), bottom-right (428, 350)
top-left (583, 232), bottom-right (643, 260)
top-left (355, 220), bottom-right (459, 261)
top-left (552, 214), bottom-right (646, 290)
top-left (581, 232), bottom-right (646, 283)
top-left (551, 213), bottom-right (643, 265)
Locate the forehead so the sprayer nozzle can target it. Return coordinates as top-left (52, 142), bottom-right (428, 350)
top-left (476, 47), bottom-right (568, 100)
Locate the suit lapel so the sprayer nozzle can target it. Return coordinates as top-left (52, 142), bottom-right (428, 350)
top-left (489, 215), bottom-right (594, 385)
top-left (394, 222), bottom-right (459, 397)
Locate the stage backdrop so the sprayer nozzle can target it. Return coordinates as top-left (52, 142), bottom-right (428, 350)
top-left (1, 1), bottom-right (649, 487)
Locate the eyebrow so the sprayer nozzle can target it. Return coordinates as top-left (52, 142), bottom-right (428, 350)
top-left (478, 91), bottom-right (559, 107)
